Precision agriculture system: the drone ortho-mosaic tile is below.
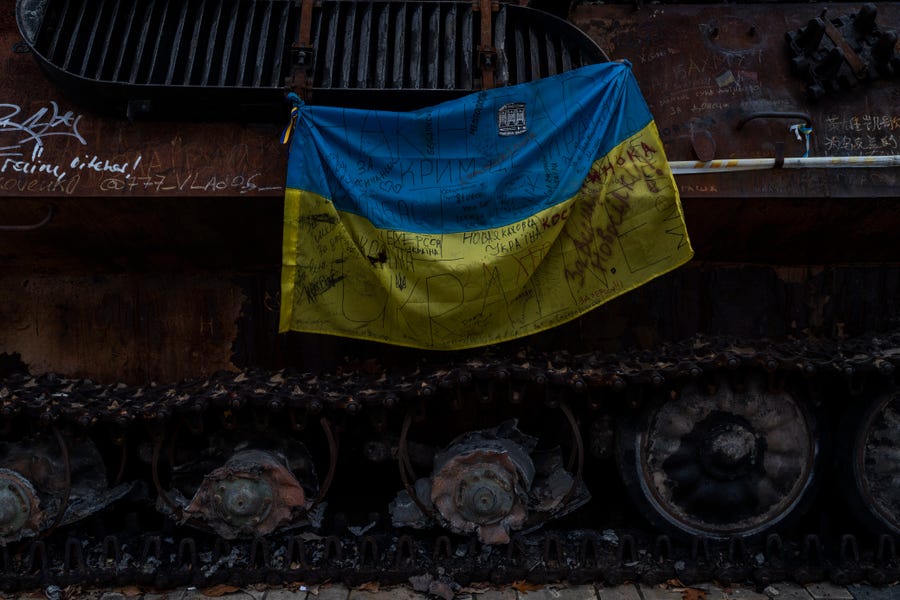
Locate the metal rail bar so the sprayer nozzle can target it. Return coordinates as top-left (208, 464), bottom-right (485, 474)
top-left (110, 2), bottom-right (137, 81)
top-left (236, 0), bottom-right (257, 86)
top-left (127, 1), bottom-right (155, 84)
top-left (165, 3), bottom-right (189, 85)
top-left (147, 2), bottom-right (170, 84)
top-left (183, 1), bottom-right (206, 85)
top-left (217, 2), bottom-right (241, 86)
top-left (93, 1), bottom-right (118, 79)
top-left (200, 2), bottom-right (224, 85)
top-left (61, 2), bottom-right (86, 71)
top-left (670, 155), bottom-right (900, 174)
top-left (75, 2), bottom-right (100, 76)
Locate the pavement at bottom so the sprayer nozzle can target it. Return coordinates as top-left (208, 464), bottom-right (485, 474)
top-left (11, 580), bottom-right (897, 600)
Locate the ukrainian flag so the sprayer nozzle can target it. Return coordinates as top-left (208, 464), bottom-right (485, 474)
top-left (280, 62), bottom-right (692, 349)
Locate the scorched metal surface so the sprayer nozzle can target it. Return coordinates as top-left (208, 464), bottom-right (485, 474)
top-left (0, 0), bottom-right (899, 589)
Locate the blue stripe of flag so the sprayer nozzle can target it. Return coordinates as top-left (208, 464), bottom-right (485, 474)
top-left (286, 62), bottom-right (651, 235)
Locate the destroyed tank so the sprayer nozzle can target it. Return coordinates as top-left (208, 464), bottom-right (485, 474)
top-left (0, 0), bottom-right (898, 590)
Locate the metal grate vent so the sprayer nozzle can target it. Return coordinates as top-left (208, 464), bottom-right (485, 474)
top-left (33, 0), bottom-right (295, 88)
top-left (18, 0), bottom-right (606, 118)
top-left (313, 2), bottom-right (477, 91)
top-left (310, 1), bottom-right (604, 91)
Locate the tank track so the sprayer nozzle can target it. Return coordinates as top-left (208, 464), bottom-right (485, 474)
top-left (4, 330), bottom-right (900, 425)
top-left (0, 520), bottom-right (897, 592)
top-left (1, 330), bottom-right (899, 591)
top-left (0, 530), bottom-right (900, 592)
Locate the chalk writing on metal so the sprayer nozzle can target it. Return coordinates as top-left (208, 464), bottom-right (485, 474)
top-left (0, 99), bottom-right (281, 195)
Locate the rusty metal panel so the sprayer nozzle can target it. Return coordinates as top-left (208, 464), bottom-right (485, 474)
top-left (0, 1), bottom-right (609, 200)
top-left (0, 272), bottom-right (245, 383)
top-left (2, 0), bottom-right (900, 386)
top-left (571, 3), bottom-right (900, 199)
top-left (0, 22), bottom-right (286, 199)
top-left (3, 3), bottom-right (896, 202)
top-left (0, 193), bottom-right (283, 382)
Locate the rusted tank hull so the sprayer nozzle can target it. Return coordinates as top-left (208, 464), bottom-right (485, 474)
top-left (2, 3), bottom-right (899, 382)
top-left (0, 1), bottom-right (899, 583)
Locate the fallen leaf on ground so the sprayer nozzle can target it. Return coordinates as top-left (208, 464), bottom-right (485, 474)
top-left (201, 584), bottom-right (241, 597)
top-left (681, 588), bottom-right (707, 600)
top-left (512, 580), bottom-right (544, 593)
top-left (357, 581), bottom-right (380, 592)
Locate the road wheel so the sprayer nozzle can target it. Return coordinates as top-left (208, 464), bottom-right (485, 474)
top-left (617, 376), bottom-right (821, 539)
top-left (839, 389), bottom-right (900, 537)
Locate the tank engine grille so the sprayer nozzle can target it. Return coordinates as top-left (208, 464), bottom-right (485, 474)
top-left (32, 0), bottom-right (294, 88)
top-left (18, 0), bottom-right (607, 117)
top-left (310, 1), bottom-right (603, 91)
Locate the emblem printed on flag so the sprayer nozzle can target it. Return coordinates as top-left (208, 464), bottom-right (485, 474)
top-left (497, 103), bottom-right (527, 136)
top-left (280, 62), bottom-right (693, 350)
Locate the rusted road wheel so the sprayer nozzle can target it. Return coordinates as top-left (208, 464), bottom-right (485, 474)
top-left (616, 376), bottom-right (822, 539)
top-left (839, 389), bottom-right (900, 537)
